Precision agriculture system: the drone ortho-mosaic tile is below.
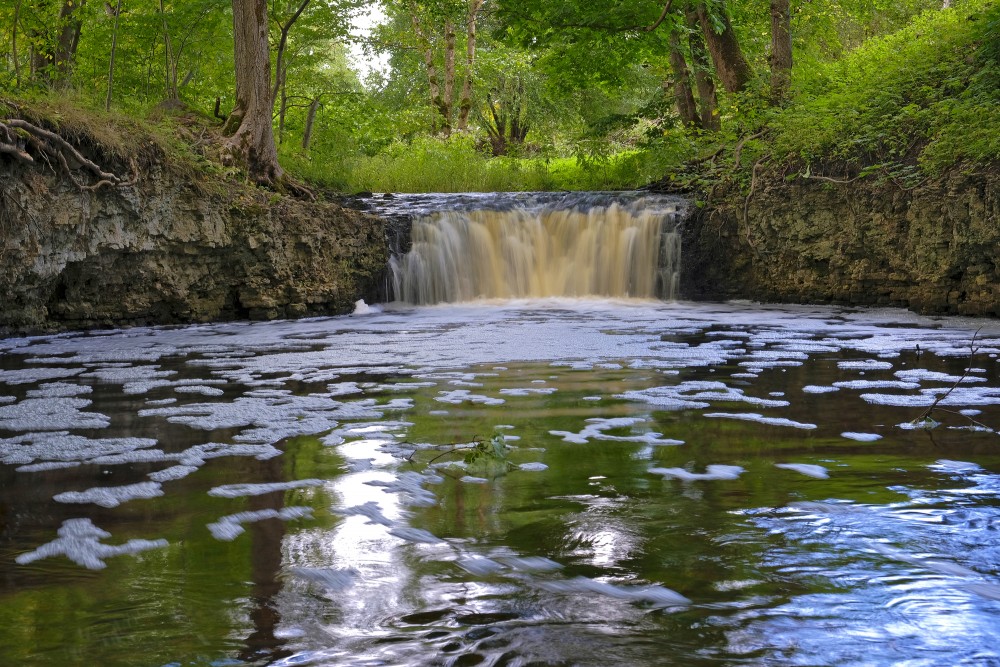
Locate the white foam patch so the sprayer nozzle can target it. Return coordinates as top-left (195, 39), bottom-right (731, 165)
top-left (54, 481), bottom-right (164, 507)
top-left (540, 576), bottom-right (690, 607)
top-left (149, 465), bottom-right (200, 482)
top-left (519, 462), bottom-right (548, 472)
top-left (499, 387), bottom-right (558, 397)
top-left (802, 384), bottom-right (840, 394)
top-left (833, 380), bottom-right (920, 390)
top-left (388, 526), bottom-right (444, 543)
top-left (0, 396), bottom-right (14, 404)
top-left (0, 398), bottom-right (110, 431)
top-left (838, 360), bottom-right (893, 370)
top-left (460, 475), bottom-right (489, 484)
top-left (703, 413), bottom-right (817, 429)
top-left (774, 463), bottom-right (829, 479)
top-left (841, 432), bottom-right (882, 442)
top-left (145, 398), bottom-right (177, 406)
top-left (434, 390), bottom-right (505, 406)
top-left (175, 385), bottom-right (225, 396)
top-left (0, 367), bottom-right (83, 385)
top-left (550, 417), bottom-right (683, 446)
top-left (334, 501), bottom-right (393, 526)
top-left (15, 518), bottom-right (168, 570)
top-left (26, 382), bottom-right (93, 398)
top-left (16, 461), bottom-right (81, 472)
top-left (862, 384), bottom-right (1000, 407)
top-left (207, 479), bottom-right (324, 498)
top-left (649, 464), bottom-right (745, 481)
top-left (0, 432), bottom-right (159, 466)
top-left (208, 506), bottom-right (313, 541)
top-left (929, 459), bottom-right (982, 473)
top-left (366, 471), bottom-right (439, 507)
top-left (960, 409), bottom-right (983, 416)
top-left (618, 380), bottom-right (789, 411)
top-left (139, 394), bottom-right (399, 444)
top-left (895, 369), bottom-right (987, 384)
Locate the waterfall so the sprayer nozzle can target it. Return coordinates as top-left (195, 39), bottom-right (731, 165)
top-left (382, 193), bottom-right (684, 305)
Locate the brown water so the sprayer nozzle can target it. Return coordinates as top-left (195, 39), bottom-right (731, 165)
top-left (1, 300), bottom-right (1000, 666)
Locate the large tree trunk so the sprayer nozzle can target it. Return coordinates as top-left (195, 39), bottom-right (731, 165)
top-left (696, 1), bottom-right (752, 94)
top-left (53, 0), bottom-right (83, 86)
top-left (667, 26), bottom-right (700, 128)
top-left (223, 0), bottom-right (283, 186)
top-left (769, 0), bottom-right (792, 105)
top-left (687, 8), bottom-right (719, 131)
top-left (456, 0), bottom-right (484, 132)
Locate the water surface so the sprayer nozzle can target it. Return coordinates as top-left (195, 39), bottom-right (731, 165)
top-left (2, 300), bottom-right (1000, 666)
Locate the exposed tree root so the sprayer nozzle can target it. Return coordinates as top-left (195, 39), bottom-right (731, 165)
top-left (0, 118), bottom-right (135, 191)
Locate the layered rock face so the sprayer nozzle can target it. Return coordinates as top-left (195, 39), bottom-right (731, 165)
top-left (681, 171), bottom-right (1000, 317)
top-left (0, 159), bottom-right (387, 333)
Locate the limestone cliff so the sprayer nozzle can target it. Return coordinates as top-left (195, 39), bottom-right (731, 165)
top-left (681, 170), bottom-right (1000, 317)
top-left (0, 124), bottom-right (387, 333)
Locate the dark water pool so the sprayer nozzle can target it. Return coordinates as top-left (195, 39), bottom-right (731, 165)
top-left (1, 300), bottom-right (999, 666)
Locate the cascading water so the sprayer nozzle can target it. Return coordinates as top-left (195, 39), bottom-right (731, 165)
top-left (368, 192), bottom-right (686, 304)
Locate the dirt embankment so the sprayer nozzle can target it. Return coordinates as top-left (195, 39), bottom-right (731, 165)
top-left (681, 169), bottom-right (1000, 317)
top-left (0, 111), bottom-right (387, 334)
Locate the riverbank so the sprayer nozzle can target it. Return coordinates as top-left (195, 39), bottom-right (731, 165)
top-left (679, 167), bottom-right (1000, 317)
top-left (0, 100), bottom-right (387, 334)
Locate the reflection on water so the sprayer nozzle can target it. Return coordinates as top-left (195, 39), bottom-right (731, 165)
top-left (1, 300), bottom-right (1000, 666)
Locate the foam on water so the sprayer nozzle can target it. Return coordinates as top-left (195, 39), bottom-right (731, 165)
top-left (775, 463), bottom-right (830, 479)
top-left (703, 413), bottom-right (817, 429)
top-left (550, 417), bottom-right (683, 446)
top-left (15, 519), bottom-right (168, 570)
top-left (207, 479), bottom-right (325, 498)
top-left (649, 465), bottom-right (745, 481)
top-left (208, 506), bottom-right (313, 541)
top-left (0, 398), bottom-right (110, 431)
top-left (54, 481), bottom-right (164, 507)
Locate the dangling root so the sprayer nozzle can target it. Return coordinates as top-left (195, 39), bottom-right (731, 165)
top-left (0, 118), bottom-right (135, 191)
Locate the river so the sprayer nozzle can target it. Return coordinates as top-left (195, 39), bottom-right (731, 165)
top-left (1, 193), bottom-right (999, 666)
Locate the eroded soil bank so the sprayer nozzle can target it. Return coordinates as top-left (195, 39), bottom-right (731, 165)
top-left (0, 119), bottom-right (387, 334)
top-left (681, 170), bottom-right (1000, 317)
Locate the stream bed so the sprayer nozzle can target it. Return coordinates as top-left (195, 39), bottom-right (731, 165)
top-left (2, 299), bottom-right (1000, 666)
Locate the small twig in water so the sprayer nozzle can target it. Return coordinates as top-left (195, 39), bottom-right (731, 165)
top-left (910, 327), bottom-right (983, 427)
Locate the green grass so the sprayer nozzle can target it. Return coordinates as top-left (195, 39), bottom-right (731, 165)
top-left (282, 133), bottom-right (690, 193)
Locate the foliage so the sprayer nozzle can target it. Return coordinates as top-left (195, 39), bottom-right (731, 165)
top-left (420, 430), bottom-right (516, 475)
top-left (769, 0), bottom-right (1000, 176)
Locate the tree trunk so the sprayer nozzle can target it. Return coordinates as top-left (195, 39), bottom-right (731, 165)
top-left (159, 0), bottom-right (178, 100)
top-left (769, 0), bottom-right (792, 105)
top-left (441, 19), bottom-right (456, 136)
top-left (696, 1), bottom-right (752, 94)
top-left (271, 0), bottom-right (311, 106)
top-left (456, 0), bottom-right (484, 132)
top-left (667, 26), bottom-right (700, 128)
top-left (105, 0), bottom-right (123, 110)
top-left (54, 0), bottom-right (83, 86)
top-left (224, 0), bottom-right (283, 186)
top-left (277, 67), bottom-right (287, 144)
top-left (410, 8), bottom-right (446, 133)
top-left (687, 8), bottom-right (719, 131)
top-left (302, 96), bottom-right (319, 150)
top-left (12, 0), bottom-right (23, 88)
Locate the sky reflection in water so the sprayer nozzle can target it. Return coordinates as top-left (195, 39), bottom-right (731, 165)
top-left (1, 300), bottom-right (999, 666)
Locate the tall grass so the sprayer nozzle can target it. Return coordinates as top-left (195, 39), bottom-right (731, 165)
top-left (282, 133), bottom-right (679, 193)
